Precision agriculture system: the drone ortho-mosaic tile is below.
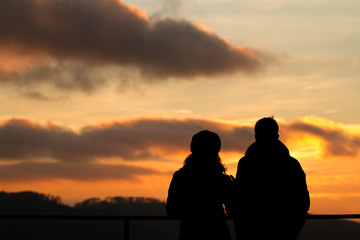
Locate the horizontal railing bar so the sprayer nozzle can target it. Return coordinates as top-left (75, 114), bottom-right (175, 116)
top-left (1, 214), bottom-right (360, 220)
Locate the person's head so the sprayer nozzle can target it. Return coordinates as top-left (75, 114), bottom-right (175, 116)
top-left (190, 130), bottom-right (221, 155)
top-left (184, 130), bottom-right (226, 173)
top-left (254, 116), bottom-right (279, 142)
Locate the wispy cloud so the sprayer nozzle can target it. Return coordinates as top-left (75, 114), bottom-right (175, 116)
top-left (0, 0), bottom-right (274, 93)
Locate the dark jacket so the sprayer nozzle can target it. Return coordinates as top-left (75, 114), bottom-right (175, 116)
top-left (166, 164), bottom-right (233, 240)
top-left (233, 140), bottom-right (310, 239)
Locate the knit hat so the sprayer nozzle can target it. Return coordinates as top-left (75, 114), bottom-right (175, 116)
top-left (190, 130), bottom-right (221, 154)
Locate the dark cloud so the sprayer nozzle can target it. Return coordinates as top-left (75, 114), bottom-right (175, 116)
top-left (0, 0), bottom-right (272, 92)
top-left (0, 118), bottom-right (252, 163)
top-left (0, 117), bottom-right (253, 181)
top-left (1, 117), bottom-right (358, 182)
top-left (2, 117), bottom-right (358, 165)
top-left (0, 58), bottom-right (113, 93)
top-left (20, 62), bottom-right (105, 92)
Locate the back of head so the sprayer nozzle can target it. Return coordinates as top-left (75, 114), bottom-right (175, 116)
top-left (254, 117), bottom-right (279, 142)
top-left (184, 130), bottom-right (226, 174)
top-left (190, 130), bottom-right (221, 155)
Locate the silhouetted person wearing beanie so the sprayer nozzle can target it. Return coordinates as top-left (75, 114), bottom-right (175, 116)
top-left (166, 130), bottom-right (233, 240)
top-left (233, 117), bottom-right (310, 240)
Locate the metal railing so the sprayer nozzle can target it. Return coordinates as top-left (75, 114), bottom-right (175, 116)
top-left (1, 214), bottom-right (360, 240)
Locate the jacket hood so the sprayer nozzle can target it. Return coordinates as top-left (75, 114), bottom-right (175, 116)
top-left (245, 140), bottom-right (290, 159)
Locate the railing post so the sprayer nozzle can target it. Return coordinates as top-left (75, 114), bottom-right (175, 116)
top-left (124, 218), bottom-right (129, 240)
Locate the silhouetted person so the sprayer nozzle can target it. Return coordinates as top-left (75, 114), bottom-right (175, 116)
top-left (166, 130), bottom-right (233, 240)
top-left (232, 117), bottom-right (310, 240)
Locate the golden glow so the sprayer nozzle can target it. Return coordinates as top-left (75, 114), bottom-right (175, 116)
top-left (287, 135), bottom-right (324, 159)
top-left (302, 116), bottom-right (348, 132)
top-left (300, 116), bottom-right (360, 135)
top-left (195, 23), bottom-right (215, 35)
top-left (236, 46), bottom-right (261, 61)
top-left (118, 0), bottom-right (149, 21)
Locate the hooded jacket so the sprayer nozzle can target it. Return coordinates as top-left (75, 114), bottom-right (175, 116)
top-left (234, 140), bottom-right (310, 219)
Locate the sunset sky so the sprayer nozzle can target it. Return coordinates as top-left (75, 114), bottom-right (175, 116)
top-left (0, 0), bottom-right (360, 215)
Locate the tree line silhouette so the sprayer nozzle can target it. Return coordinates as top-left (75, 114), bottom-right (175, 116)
top-left (0, 191), bottom-right (166, 216)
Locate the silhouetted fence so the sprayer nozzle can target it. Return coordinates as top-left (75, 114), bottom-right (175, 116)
top-left (1, 214), bottom-right (360, 240)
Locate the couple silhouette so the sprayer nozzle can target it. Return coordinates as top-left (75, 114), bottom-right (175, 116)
top-left (166, 117), bottom-right (310, 240)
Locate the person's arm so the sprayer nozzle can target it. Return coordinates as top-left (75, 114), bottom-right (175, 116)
top-left (229, 157), bottom-right (246, 217)
top-left (218, 174), bottom-right (235, 216)
top-left (292, 157), bottom-right (310, 215)
top-left (166, 171), bottom-right (182, 217)
top-left (303, 173), bottom-right (310, 214)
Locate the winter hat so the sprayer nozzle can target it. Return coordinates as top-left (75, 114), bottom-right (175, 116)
top-left (190, 130), bottom-right (221, 154)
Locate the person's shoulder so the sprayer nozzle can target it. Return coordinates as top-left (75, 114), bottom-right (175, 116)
top-left (288, 156), bottom-right (306, 174)
top-left (173, 165), bottom-right (193, 178)
top-left (220, 172), bottom-right (233, 180)
top-left (244, 142), bottom-right (257, 156)
top-left (172, 167), bottom-right (185, 178)
top-left (276, 140), bottom-right (290, 156)
top-left (236, 155), bottom-right (252, 172)
top-left (169, 168), bottom-right (188, 186)
top-left (289, 156), bottom-right (301, 166)
top-left (239, 141), bottom-right (257, 163)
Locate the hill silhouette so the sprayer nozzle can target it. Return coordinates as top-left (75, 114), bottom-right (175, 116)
top-left (1, 191), bottom-right (360, 239)
top-left (0, 191), bottom-right (166, 216)
top-left (0, 191), bottom-right (73, 215)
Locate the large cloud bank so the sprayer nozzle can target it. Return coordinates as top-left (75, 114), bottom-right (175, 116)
top-left (0, 0), bottom-right (273, 92)
top-left (0, 117), bottom-right (359, 182)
